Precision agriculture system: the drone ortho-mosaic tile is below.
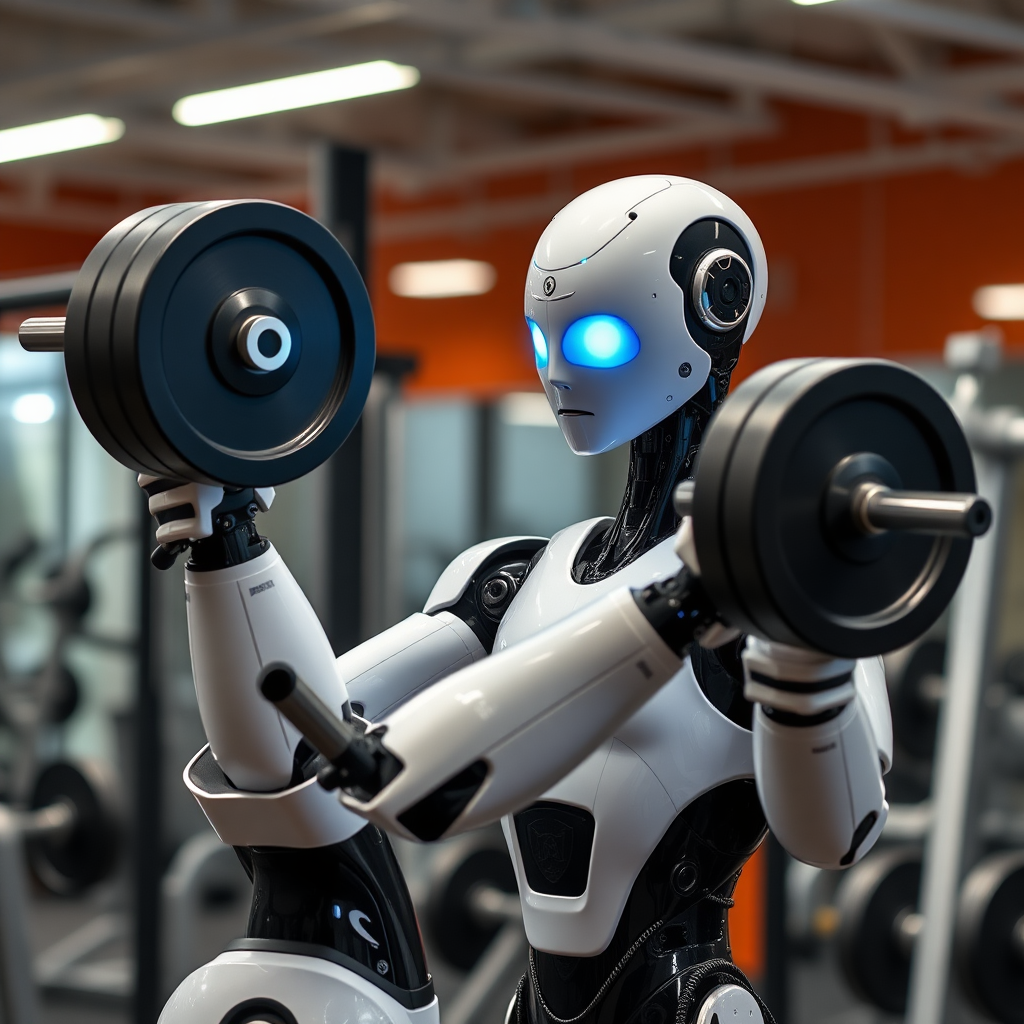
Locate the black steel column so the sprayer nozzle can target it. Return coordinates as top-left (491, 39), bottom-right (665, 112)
top-left (132, 497), bottom-right (161, 1024)
top-left (315, 145), bottom-right (369, 654)
top-left (476, 401), bottom-right (494, 543)
top-left (763, 834), bottom-right (789, 1022)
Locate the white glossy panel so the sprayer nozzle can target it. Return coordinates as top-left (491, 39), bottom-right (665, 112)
top-left (344, 586), bottom-right (681, 840)
top-left (342, 611), bottom-right (486, 720)
top-left (533, 175), bottom-right (672, 270)
top-left (184, 745), bottom-right (365, 848)
top-left (753, 697), bottom-right (888, 869)
top-left (159, 950), bottom-right (439, 1024)
top-left (423, 535), bottom-right (546, 614)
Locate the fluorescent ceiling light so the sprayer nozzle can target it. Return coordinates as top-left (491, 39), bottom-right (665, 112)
top-left (973, 284), bottom-right (1024, 320)
top-left (173, 60), bottom-right (420, 126)
top-left (12, 393), bottom-right (55, 424)
top-left (389, 259), bottom-right (497, 299)
top-left (0, 114), bottom-right (124, 164)
top-left (790, 0), bottom-right (839, 5)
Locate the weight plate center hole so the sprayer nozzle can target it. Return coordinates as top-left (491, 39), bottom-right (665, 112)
top-left (238, 315), bottom-right (292, 372)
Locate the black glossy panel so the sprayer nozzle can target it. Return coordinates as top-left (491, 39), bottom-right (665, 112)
top-left (515, 802), bottom-right (596, 897)
top-left (526, 780), bottom-right (768, 1024)
top-left (397, 760), bottom-right (488, 841)
top-left (669, 218), bottom-right (755, 357)
top-left (690, 637), bottom-right (753, 730)
top-left (245, 826), bottom-right (430, 1002)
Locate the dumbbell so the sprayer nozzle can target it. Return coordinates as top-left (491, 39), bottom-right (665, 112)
top-left (23, 760), bottom-right (121, 896)
top-left (837, 847), bottom-right (1024, 1024)
top-left (888, 638), bottom-right (946, 762)
top-left (421, 832), bottom-right (520, 972)
top-left (18, 200), bottom-right (374, 487)
top-left (674, 358), bottom-right (990, 657)
top-left (835, 846), bottom-right (922, 1014)
top-left (956, 851), bottom-right (1024, 1024)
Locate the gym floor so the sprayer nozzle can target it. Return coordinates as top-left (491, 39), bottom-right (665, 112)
top-left (30, 881), bottom-right (246, 1024)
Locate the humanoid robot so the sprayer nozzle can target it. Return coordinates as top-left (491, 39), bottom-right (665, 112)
top-left (156, 177), bottom-right (891, 1024)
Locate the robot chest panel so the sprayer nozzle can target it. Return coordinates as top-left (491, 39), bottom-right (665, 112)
top-left (493, 517), bottom-right (681, 650)
top-left (494, 516), bottom-right (754, 813)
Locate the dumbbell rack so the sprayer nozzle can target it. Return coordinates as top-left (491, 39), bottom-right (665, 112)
top-left (906, 356), bottom-right (1024, 1024)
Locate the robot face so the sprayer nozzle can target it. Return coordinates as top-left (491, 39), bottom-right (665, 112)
top-left (524, 176), bottom-right (768, 455)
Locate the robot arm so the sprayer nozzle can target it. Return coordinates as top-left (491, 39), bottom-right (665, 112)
top-left (338, 612), bottom-right (485, 721)
top-left (679, 516), bottom-right (891, 869)
top-left (146, 481), bottom-right (567, 849)
top-left (743, 638), bottom-right (891, 869)
top-left (266, 569), bottom-right (722, 842)
top-left (341, 536), bottom-right (546, 721)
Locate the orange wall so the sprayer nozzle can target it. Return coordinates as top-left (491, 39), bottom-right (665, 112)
top-left (373, 106), bottom-right (1024, 394)
top-left (730, 843), bottom-right (766, 979)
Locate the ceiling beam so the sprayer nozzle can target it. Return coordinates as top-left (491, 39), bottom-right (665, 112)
top-left (933, 61), bottom-right (1024, 98)
top-left (423, 66), bottom-right (760, 123)
top-left (799, 0), bottom-right (1024, 57)
top-left (380, 114), bottom-right (775, 190)
top-left (287, 0), bottom-right (1024, 137)
top-left (0, 0), bottom-right (404, 104)
top-left (0, 0), bottom-right (197, 37)
top-left (374, 136), bottom-right (1024, 242)
top-left (710, 133), bottom-right (1024, 194)
top-left (123, 123), bottom-right (309, 172)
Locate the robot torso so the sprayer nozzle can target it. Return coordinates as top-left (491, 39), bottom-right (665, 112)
top-left (494, 517), bottom-right (758, 958)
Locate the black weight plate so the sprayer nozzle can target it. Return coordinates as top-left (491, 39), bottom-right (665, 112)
top-left (955, 850), bottom-right (1024, 1024)
top-left (424, 844), bottom-right (517, 971)
top-left (27, 760), bottom-right (120, 896)
top-left (88, 203), bottom-right (209, 476)
top-left (111, 200), bottom-right (374, 486)
top-left (107, 202), bottom-right (237, 477)
top-left (709, 360), bottom-right (975, 657)
top-left (64, 204), bottom-right (192, 477)
top-left (41, 663), bottom-right (80, 725)
top-left (692, 358), bottom-right (817, 632)
top-left (891, 638), bottom-right (945, 760)
top-left (836, 846), bottom-right (921, 1014)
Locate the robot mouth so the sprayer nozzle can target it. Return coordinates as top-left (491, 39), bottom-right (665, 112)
top-left (557, 409), bottom-right (594, 417)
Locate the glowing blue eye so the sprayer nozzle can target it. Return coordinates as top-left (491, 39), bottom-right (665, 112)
top-left (562, 315), bottom-right (640, 369)
top-left (527, 317), bottom-right (548, 368)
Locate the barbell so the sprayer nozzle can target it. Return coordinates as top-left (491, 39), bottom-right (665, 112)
top-left (675, 358), bottom-right (989, 658)
top-left (19, 200), bottom-right (374, 488)
top-left (20, 203), bottom-right (985, 657)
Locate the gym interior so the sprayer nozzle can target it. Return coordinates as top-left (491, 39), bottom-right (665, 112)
top-left (0, 2), bottom-right (1023, 1023)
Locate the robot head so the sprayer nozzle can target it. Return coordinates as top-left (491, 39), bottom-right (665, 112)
top-left (524, 176), bottom-right (768, 455)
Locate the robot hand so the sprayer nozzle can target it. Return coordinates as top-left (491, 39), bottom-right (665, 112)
top-left (673, 515), bottom-right (741, 649)
top-left (137, 475), bottom-right (275, 568)
top-left (741, 637), bottom-right (856, 716)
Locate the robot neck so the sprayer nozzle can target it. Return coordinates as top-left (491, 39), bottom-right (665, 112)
top-left (575, 351), bottom-right (738, 583)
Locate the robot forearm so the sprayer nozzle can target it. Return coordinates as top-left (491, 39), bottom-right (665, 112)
top-left (186, 543), bottom-right (349, 792)
top-left (339, 585), bottom-right (686, 841)
top-left (263, 571), bottom-right (716, 842)
top-left (744, 640), bottom-right (891, 869)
